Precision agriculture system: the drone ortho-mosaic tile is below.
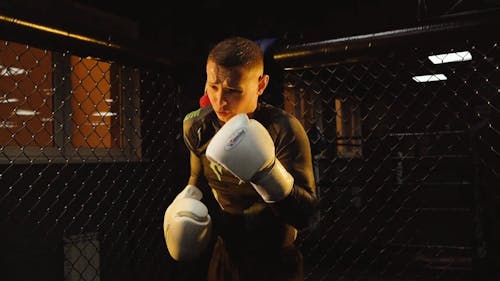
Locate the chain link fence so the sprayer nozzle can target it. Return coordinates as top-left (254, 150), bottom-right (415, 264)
top-left (274, 15), bottom-right (499, 281)
top-left (0, 18), bottom-right (191, 280)
top-left (1, 9), bottom-right (499, 281)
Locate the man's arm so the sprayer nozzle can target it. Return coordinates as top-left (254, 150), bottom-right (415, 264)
top-left (163, 112), bottom-right (218, 262)
top-left (164, 151), bottom-right (212, 261)
top-left (188, 151), bottom-right (203, 186)
top-left (271, 115), bottom-right (319, 230)
top-left (206, 114), bottom-right (319, 230)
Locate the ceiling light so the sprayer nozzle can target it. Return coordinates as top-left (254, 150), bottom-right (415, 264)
top-left (0, 66), bottom-right (28, 76)
top-left (0, 97), bottom-right (19, 103)
top-left (428, 51), bottom-right (472, 64)
top-left (92, 111), bottom-right (117, 117)
top-left (412, 74), bottom-right (447, 82)
top-left (15, 109), bottom-right (39, 116)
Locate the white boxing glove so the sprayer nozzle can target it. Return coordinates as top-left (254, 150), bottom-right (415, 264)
top-left (163, 185), bottom-right (212, 261)
top-left (206, 114), bottom-right (294, 202)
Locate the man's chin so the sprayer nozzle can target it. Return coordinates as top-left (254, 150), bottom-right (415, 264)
top-left (216, 112), bottom-right (232, 123)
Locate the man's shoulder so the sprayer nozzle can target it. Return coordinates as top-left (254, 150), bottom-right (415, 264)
top-left (182, 106), bottom-right (216, 151)
top-left (183, 108), bottom-right (202, 122)
top-left (183, 106), bottom-right (214, 129)
top-left (257, 103), bottom-right (308, 142)
top-left (258, 103), bottom-right (299, 126)
top-left (183, 106), bottom-right (213, 122)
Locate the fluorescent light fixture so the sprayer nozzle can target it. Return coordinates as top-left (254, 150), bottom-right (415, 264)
top-left (105, 99), bottom-right (114, 103)
top-left (92, 111), bottom-right (117, 117)
top-left (0, 121), bottom-right (17, 128)
top-left (15, 109), bottom-right (39, 116)
top-left (0, 66), bottom-right (28, 76)
top-left (428, 51), bottom-right (472, 64)
top-left (0, 97), bottom-right (19, 103)
top-left (412, 74), bottom-right (447, 82)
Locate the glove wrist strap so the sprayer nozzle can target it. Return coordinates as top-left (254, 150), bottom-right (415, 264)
top-left (251, 159), bottom-right (294, 203)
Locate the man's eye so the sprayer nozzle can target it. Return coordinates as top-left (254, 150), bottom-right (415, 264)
top-left (225, 89), bottom-right (241, 95)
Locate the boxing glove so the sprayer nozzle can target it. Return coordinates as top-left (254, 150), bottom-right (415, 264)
top-left (163, 185), bottom-right (212, 261)
top-left (206, 114), bottom-right (294, 203)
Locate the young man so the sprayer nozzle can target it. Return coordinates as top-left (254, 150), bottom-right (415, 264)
top-left (164, 36), bottom-right (319, 281)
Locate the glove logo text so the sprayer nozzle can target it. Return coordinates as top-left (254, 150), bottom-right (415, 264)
top-left (225, 128), bottom-right (246, 151)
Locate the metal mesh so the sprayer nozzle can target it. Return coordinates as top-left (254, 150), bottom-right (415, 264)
top-left (1, 14), bottom-right (499, 281)
top-left (278, 31), bottom-right (499, 280)
top-left (0, 38), bottom-right (187, 281)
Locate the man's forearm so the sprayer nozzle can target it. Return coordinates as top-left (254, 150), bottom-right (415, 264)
top-left (270, 185), bottom-right (319, 229)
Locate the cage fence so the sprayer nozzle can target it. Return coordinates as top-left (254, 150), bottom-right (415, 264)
top-left (0, 10), bottom-right (499, 281)
top-left (0, 33), bottom-right (190, 281)
top-left (274, 18), bottom-right (499, 281)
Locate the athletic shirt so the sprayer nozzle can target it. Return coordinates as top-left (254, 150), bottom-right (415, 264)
top-left (183, 102), bottom-right (318, 251)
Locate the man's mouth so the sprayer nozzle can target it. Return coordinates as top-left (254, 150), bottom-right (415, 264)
top-left (217, 111), bottom-right (230, 116)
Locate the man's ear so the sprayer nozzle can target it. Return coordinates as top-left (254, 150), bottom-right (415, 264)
top-left (257, 74), bottom-right (270, 96)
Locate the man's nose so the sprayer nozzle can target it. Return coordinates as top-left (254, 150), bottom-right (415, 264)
top-left (213, 90), bottom-right (227, 107)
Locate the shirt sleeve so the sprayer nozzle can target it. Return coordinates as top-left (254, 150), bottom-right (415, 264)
top-left (270, 115), bottom-right (319, 230)
top-left (188, 151), bottom-right (203, 186)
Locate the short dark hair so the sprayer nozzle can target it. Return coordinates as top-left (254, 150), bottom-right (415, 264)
top-left (208, 37), bottom-right (264, 70)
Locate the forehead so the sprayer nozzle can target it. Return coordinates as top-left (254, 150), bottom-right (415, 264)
top-left (206, 60), bottom-right (259, 87)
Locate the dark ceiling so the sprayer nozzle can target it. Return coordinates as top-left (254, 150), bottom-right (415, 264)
top-left (73, 0), bottom-right (499, 45)
top-left (8, 0), bottom-right (495, 66)
top-left (74, 0), bottom-right (418, 43)
top-left (67, 0), bottom-right (500, 69)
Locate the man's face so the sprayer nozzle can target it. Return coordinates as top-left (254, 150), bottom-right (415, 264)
top-left (205, 59), bottom-right (268, 123)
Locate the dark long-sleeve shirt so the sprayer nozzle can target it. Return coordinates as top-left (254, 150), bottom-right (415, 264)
top-left (183, 102), bottom-right (318, 251)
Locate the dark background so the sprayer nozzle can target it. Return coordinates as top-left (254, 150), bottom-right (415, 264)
top-left (3, 0), bottom-right (499, 69)
top-left (70, 0), bottom-right (499, 62)
top-left (0, 1), bottom-right (498, 281)
top-left (57, 0), bottom-right (498, 102)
